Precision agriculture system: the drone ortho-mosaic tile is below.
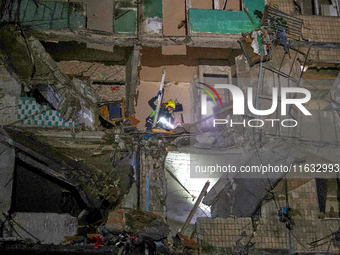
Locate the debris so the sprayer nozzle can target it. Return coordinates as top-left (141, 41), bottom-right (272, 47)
top-left (177, 232), bottom-right (198, 250)
top-left (180, 181), bottom-right (210, 235)
top-left (90, 235), bottom-right (104, 249)
top-left (124, 210), bottom-right (170, 240)
top-left (203, 141), bottom-right (305, 218)
top-left (278, 206), bottom-right (295, 230)
top-left (0, 25), bottom-right (99, 127)
top-left (195, 132), bottom-right (217, 149)
top-left (232, 239), bottom-right (254, 255)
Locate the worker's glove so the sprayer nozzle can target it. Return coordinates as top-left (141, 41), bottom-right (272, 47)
top-left (156, 91), bottom-right (162, 98)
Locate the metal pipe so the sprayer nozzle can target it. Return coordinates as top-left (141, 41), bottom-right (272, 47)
top-left (145, 157), bottom-right (150, 212)
top-left (152, 70), bottom-right (166, 128)
top-left (255, 46), bottom-right (265, 118)
top-left (180, 181), bottom-right (210, 235)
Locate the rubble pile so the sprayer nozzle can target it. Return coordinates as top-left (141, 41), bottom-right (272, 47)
top-left (139, 136), bottom-right (168, 218)
top-left (0, 24), bottom-right (99, 126)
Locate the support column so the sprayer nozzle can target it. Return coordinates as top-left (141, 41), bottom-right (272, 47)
top-left (139, 137), bottom-right (168, 219)
top-left (126, 45), bottom-right (141, 115)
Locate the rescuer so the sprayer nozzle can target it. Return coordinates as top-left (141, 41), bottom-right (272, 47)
top-left (145, 93), bottom-right (176, 131)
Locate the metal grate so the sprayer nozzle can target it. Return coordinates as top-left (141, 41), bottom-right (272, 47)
top-left (261, 5), bottom-right (308, 41)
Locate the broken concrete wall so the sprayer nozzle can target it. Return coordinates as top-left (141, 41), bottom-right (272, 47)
top-left (5, 0), bottom-right (86, 30)
top-left (203, 142), bottom-right (305, 218)
top-left (58, 61), bottom-right (127, 109)
top-left (254, 178), bottom-right (340, 253)
top-left (197, 179), bottom-right (340, 253)
top-left (87, 0), bottom-right (114, 51)
top-left (1, 127), bottom-right (136, 224)
top-left (306, 48), bottom-right (340, 64)
top-left (300, 15), bottom-right (340, 43)
top-left (0, 25), bottom-right (99, 126)
top-left (3, 213), bottom-right (78, 245)
top-left (270, 0), bottom-right (340, 63)
top-left (139, 137), bottom-right (167, 219)
top-left (197, 217), bottom-right (253, 253)
top-left (0, 134), bottom-right (15, 228)
top-left (57, 61), bottom-right (126, 83)
top-left (106, 209), bottom-right (170, 240)
top-left (0, 64), bottom-right (21, 125)
top-left (135, 81), bottom-right (190, 129)
top-left (139, 47), bottom-right (232, 83)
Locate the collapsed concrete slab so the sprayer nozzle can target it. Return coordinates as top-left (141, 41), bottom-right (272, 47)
top-left (105, 209), bottom-right (170, 241)
top-left (203, 141), bottom-right (305, 218)
top-left (3, 213), bottom-right (78, 244)
top-left (0, 126), bottom-right (135, 224)
top-left (0, 24), bottom-right (99, 127)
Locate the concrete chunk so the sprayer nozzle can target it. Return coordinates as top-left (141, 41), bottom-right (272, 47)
top-left (4, 213), bottom-right (78, 244)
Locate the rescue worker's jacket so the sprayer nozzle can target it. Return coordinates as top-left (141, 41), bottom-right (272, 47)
top-left (145, 96), bottom-right (173, 129)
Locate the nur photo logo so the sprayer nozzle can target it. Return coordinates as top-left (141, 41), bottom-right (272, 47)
top-left (197, 83), bottom-right (312, 128)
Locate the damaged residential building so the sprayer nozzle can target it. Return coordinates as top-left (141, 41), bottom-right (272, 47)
top-left (1, 0), bottom-right (340, 254)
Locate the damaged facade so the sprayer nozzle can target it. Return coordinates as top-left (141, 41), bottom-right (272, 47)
top-left (1, 0), bottom-right (340, 254)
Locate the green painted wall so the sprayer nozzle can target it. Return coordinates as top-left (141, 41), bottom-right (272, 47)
top-left (17, 0), bottom-right (86, 30)
top-left (114, 8), bottom-right (137, 34)
top-left (189, 0), bottom-right (265, 34)
top-left (189, 9), bottom-right (254, 34)
top-left (243, 0), bottom-right (265, 27)
top-left (144, 0), bottom-right (162, 18)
